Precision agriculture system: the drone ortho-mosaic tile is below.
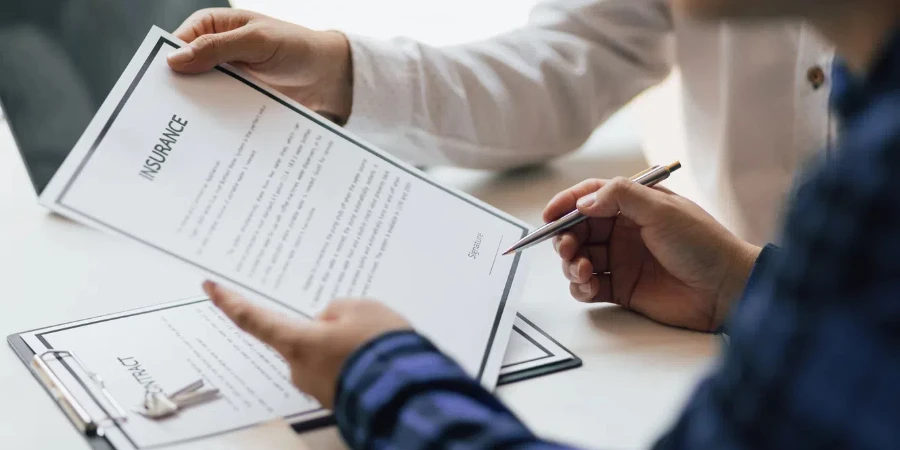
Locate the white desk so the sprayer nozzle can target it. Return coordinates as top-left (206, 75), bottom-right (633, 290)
top-left (0, 5), bottom-right (715, 447)
top-left (0, 100), bottom-right (719, 449)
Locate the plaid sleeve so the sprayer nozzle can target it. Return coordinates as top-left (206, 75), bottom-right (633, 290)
top-left (651, 113), bottom-right (900, 448)
top-left (334, 330), bottom-right (575, 450)
top-left (715, 244), bottom-right (780, 336)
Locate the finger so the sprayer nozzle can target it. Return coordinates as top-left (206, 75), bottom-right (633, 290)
top-left (569, 276), bottom-right (614, 304)
top-left (585, 245), bottom-right (608, 273)
top-left (592, 275), bottom-right (613, 304)
top-left (556, 232), bottom-right (581, 260)
top-left (559, 218), bottom-right (611, 251)
top-left (558, 224), bottom-right (611, 260)
top-left (173, 8), bottom-right (252, 42)
top-left (544, 179), bottom-right (607, 222)
top-left (168, 25), bottom-right (272, 73)
top-left (316, 300), bottom-right (355, 322)
top-left (569, 277), bottom-right (599, 302)
top-left (544, 180), bottom-right (616, 246)
top-left (563, 244), bottom-right (611, 282)
top-left (562, 254), bottom-right (593, 284)
top-left (575, 177), bottom-right (675, 225)
top-left (204, 281), bottom-right (310, 349)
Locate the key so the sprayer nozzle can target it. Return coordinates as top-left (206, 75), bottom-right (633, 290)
top-left (168, 379), bottom-right (204, 399)
top-left (134, 379), bottom-right (220, 419)
top-left (171, 388), bottom-right (220, 409)
top-left (136, 392), bottom-right (178, 418)
top-left (167, 379), bottom-right (220, 412)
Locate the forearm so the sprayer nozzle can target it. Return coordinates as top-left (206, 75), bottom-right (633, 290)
top-left (344, 0), bottom-right (674, 170)
top-left (334, 331), bottom-right (574, 450)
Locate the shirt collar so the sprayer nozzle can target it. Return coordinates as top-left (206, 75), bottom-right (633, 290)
top-left (832, 26), bottom-right (900, 120)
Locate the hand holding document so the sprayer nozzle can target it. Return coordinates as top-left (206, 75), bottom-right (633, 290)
top-left (203, 280), bottom-right (414, 409)
top-left (30, 26), bottom-right (532, 448)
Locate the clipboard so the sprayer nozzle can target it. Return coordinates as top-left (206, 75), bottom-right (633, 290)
top-left (8, 335), bottom-right (116, 450)
top-left (8, 333), bottom-right (336, 450)
top-left (7, 299), bottom-right (337, 450)
top-left (498, 314), bottom-right (583, 385)
top-left (8, 302), bottom-right (579, 450)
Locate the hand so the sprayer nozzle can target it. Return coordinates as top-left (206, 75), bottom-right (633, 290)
top-left (202, 281), bottom-right (411, 408)
top-left (544, 177), bottom-right (761, 332)
top-left (168, 9), bottom-right (353, 123)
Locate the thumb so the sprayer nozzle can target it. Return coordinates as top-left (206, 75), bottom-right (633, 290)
top-left (575, 177), bottom-right (673, 227)
top-left (203, 280), bottom-right (323, 354)
top-left (167, 27), bottom-right (272, 73)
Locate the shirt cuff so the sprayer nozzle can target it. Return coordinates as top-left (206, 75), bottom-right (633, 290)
top-left (719, 244), bottom-right (780, 335)
top-left (334, 330), bottom-right (473, 448)
top-left (343, 34), bottom-right (416, 139)
top-left (747, 244), bottom-right (780, 289)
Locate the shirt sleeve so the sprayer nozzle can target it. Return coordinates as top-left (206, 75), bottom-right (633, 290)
top-left (343, 0), bottom-right (674, 170)
top-left (652, 133), bottom-right (900, 448)
top-left (334, 330), bottom-right (576, 450)
top-left (715, 244), bottom-right (780, 336)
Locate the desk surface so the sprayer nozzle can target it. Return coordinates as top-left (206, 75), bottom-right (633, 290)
top-left (0, 106), bottom-right (718, 449)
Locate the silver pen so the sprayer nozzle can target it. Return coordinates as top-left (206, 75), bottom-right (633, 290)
top-left (503, 161), bottom-right (682, 255)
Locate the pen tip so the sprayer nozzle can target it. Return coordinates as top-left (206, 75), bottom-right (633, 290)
top-left (502, 248), bottom-right (515, 256)
top-left (666, 161), bottom-right (682, 172)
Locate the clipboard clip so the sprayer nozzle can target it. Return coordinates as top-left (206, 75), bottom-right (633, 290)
top-left (32, 350), bottom-right (128, 436)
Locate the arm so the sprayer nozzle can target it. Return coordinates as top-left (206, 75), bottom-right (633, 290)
top-left (327, 251), bottom-right (777, 450)
top-left (652, 141), bottom-right (900, 447)
top-left (333, 157), bottom-right (900, 450)
top-left (345, 0), bottom-right (674, 169)
top-left (167, 3), bottom-right (673, 170)
top-left (335, 330), bottom-right (575, 450)
top-left (198, 285), bottom-right (573, 449)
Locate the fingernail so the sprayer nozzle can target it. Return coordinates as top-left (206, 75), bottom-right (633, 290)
top-left (577, 195), bottom-right (596, 209)
top-left (168, 46), bottom-right (195, 64)
top-left (569, 263), bottom-right (580, 279)
top-left (578, 283), bottom-right (592, 294)
top-left (203, 280), bottom-right (217, 297)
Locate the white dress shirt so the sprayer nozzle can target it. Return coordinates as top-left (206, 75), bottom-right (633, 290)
top-left (343, 0), bottom-right (836, 246)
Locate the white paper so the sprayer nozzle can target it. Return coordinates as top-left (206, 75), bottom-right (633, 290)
top-left (40, 26), bottom-right (531, 395)
top-left (18, 301), bottom-right (565, 449)
top-left (21, 299), bottom-right (328, 450)
top-left (504, 325), bottom-right (551, 364)
top-left (20, 301), bottom-right (562, 449)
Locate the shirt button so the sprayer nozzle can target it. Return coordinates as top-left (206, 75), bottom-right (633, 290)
top-left (807, 66), bottom-right (826, 89)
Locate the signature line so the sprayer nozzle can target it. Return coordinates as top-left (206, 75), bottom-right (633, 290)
top-left (489, 236), bottom-right (504, 275)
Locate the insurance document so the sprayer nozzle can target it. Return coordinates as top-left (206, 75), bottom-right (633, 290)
top-left (41, 27), bottom-right (529, 395)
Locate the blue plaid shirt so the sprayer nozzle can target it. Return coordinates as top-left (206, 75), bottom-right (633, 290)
top-left (333, 29), bottom-right (900, 450)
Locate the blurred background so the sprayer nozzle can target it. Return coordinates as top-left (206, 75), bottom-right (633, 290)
top-left (233, 0), bottom-right (698, 211)
top-left (0, 0), bottom-right (696, 208)
top-left (235, 0), bottom-right (537, 45)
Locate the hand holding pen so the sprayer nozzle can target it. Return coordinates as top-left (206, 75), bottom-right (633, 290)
top-left (505, 162), bottom-right (682, 255)
top-left (534, 163), bottom-right (762, 333)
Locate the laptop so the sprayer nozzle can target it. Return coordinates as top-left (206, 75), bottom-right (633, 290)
top-left (0, 0), bottom-right (230, 195)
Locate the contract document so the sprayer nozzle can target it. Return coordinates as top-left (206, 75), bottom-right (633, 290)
top-left (17, 299), bottom-right (329, 449)
top-left (40, 22), bottom-right (528, 413)
top-left (11, 299), bottom-right (577, 450)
